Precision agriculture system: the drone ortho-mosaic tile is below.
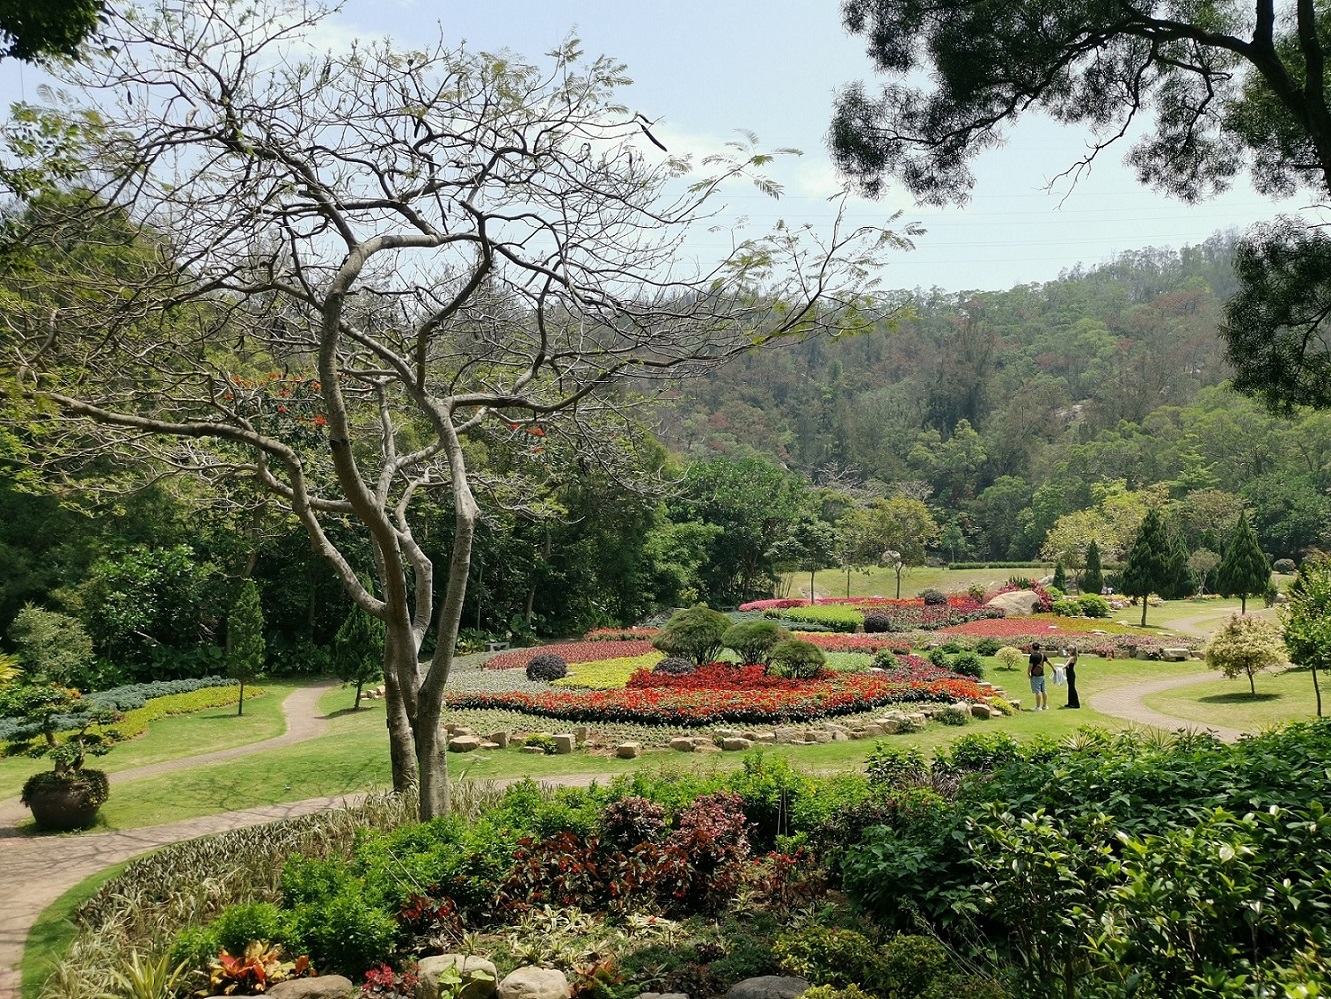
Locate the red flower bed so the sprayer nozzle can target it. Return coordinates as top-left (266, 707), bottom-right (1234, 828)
top-left (627, 662), bottom-right (828, 690)
top-left (797, 633), bottom-right (913, 654)
top-left (582, 627), bottom-right (662, 642)
top-left (740, 595), bottom-right (991, 612)
top-left (450, 654), bottom-right (985, 726)
top-left (486, 640), bottom-right (657, 670)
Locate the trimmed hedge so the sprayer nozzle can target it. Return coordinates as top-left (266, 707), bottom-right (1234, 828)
top-left (0, 675), bottom-right (239, 740)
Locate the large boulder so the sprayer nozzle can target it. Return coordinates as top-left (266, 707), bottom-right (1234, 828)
top-left (267, 978), bottom-right (355, 999)
top-left (418, 955), bottom-right (499, 999)
top-left (985, 590), bottom-right (1042, 616)
top-left (498, 967), bottom-right (571, 999)
top-left (725, 977), bottom-right (812, 999)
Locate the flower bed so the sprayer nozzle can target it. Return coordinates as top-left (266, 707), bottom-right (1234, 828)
top-left (447, 657), bottom-right (985, 726)
top-left (552, 653), bottom-right (663, 689)
top-left (934, 617), bottom-right (1197, 657)
top-left (759, 597), bottom-right (1001, 633)
top-left (796, 633), bottom-right (913, 654)
top-left (485, 640), bottom-right (657, 670)
top-left (581, 627), bottom-right (662, 642)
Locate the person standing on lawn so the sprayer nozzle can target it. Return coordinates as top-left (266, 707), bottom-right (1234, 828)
top-left (1063, 648), bottom-right (1080, 709)
top-left (1027, 642), bottom-right (1049, 711)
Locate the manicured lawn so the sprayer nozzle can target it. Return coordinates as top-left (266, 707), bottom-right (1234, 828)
top-left (92, 658), bottom-right (1203, 830)
top-left (21, 859), bottom-right (130, 999)
top-left (0, 683), bottom-right (299, 802)
top-left (1143, 667), bottom-right (1325, 731)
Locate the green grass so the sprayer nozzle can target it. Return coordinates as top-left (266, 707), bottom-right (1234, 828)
top-left (90, 658), bottom-right (1207, 829)
top-left (1143, 667), bottom-right (1325, 731)
top-left (0, 683), bottom-right (299, 802)
top-left (21, 859), bottom-right (131, 999)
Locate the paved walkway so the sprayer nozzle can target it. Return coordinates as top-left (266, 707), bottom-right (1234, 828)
top-left (1090, 669), bottom-right (1247, 742)
top-left (0, 670), bottom-right (1246, 999)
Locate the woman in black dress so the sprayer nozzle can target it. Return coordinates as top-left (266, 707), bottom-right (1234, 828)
top-left (1064, 648), bottom-right (1080, 709)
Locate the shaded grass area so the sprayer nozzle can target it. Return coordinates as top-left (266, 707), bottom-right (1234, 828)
top-left (94, 658), bottom-right (1203, 830)
top-left (0, 683), bottom-right (299, 802)
top-left (21, 859), bottom-right (130, 999)
top-left (1143, 667), bottom-right (1324, 731)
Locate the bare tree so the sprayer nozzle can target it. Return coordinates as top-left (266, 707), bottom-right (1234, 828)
top-left (0, 0), bottom-right (908, 818)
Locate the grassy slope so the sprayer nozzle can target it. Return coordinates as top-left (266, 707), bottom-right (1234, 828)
top-left (1143, 667), bottom-right (1325, 731)
top-left (0, 683), bottom-right (300, 802)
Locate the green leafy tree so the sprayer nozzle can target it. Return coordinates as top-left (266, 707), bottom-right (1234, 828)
top-left (226, 580), bottom-right (265, 717)
top-left (1204, 614), bottom-right (1286, 696)
top-left (6, 603), bottom-right (93, 687)
top-left (774, 516), bottom-right (840, 605)
top-left (721, 620), bottom-right (789, 667)
top-left (1282, 555), bottom-right (1331, 717)
top-left (829, 0), bottom-right (1331, 413)
top-left (333, 604), bottom-right (386, 710)
top-left (1216, 515), bottom-right (1273, 614)
top-left (0, 0), bottom-right (101, 62)
top-left (1121, 509), bottom-right (1171, 626)
top-left (1081, 541), bottom-right (1104, 597)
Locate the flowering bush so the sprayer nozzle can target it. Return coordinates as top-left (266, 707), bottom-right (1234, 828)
top-left (486, 640), bottom-right (657, 671)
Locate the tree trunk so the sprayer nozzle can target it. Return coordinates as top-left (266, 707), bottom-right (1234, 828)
top-left (1314, 666), bottom-right (1323, 718)
top-left (1249, 669), bottom-right (1256, 696)
top-left (381, 638), bottom-right (419, 793)
top-left (237, 678), bottom-right (245, 716)
top-left (845, 566), bottom-right (851, 598)
top-left (354, 679), bottom-right (363, 710)
top-left (415, 692), bottom-right (449, 820)
top-left (1240, 594), bottom-right (1248, 613)
top-left (895, 568), bottom-right (902, 600)
top-left (1139, 599), bottom-right (1148, 627)
top-left (809, 568), bottom-right (815, 605)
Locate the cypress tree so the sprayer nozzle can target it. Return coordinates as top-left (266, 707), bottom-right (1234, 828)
top-left (334, 604), bottom-right (386, 710)
top-left (226, 579), bottom-right (266, 716)
top-left (1082, 541), bottom-right (1104, 596)
top-left (1216, 514), bottom-right (1272, 614)
top-left (1052, 562), bottom-right (1068, 592)
top-left (1122, 509), bottom-right (1171, 626)
top-left (1164, 534), bottom-right (1197, 599)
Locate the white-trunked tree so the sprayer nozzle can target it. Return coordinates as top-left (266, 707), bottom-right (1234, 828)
top-left (1, 0), bottom-right (908, 818)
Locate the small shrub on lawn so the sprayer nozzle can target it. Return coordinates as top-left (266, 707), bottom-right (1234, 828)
top-left (653, 605), bottom-right (732, 665)
top-left (522, 733), bottom-right (560, 755)
top-left (1077, 593), bottom-right (1110, 618)
top-left (995, 646), bottom-right (1025, 671)
top-left (939, 641), bottom-right (963, 654)
top-left (525, 653), bottom-right (568, 682)
top-left (774, 925), bottom-right (885, 991)
top-left (973, 637), bottom-right (1002, 656)
top-left (1052, 598), bottom-right (1082, 617)
top-left (920, 588), bottom-right (948, 606)
top-left (928, 648), bottom-right (949, 669)
top-left (768, 639), bottom-right (827, 679)
top-left (950, 652), bottom-right (984, 679)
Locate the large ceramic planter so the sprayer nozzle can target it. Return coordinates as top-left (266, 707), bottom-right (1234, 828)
top-left (22, 770), bottom-right (108, 831)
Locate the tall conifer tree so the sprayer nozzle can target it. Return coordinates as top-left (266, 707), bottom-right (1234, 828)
top-left (227, 579), bottom-right (266, 716)
top-left (1216, 515), bottom-right (1272, 614)
top-left (1122, 509), bottom-right (1171, 626)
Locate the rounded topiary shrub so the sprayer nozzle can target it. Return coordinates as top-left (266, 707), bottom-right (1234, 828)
top-left (871, 649), bottom-right (898, 670)
top-left (950, 651), bottom-right (984, 679)
top-left (967, 583), bottom-right (988, 602)
top-left (1077, 593), bottom-right (1110, 618)
top-left (1274, 558), bottom-right (1297, 574)
top-left (769, 638), bottom-right (827, 679)
top-left (525, 652), bottom-right (568, 682)
top-left (863, 609), bottom-right (894, 633)
top-left (928, 647), bottom-right (949, 668)
top-left (920, 588), bottom-right (948, 606)
top-left (974, 637), bottom-right (1002, 656)
top-left (1051, 598), bottom-right (1082, 617)
top-left (722, 620), bottom-right (789, 666)
top-left (653, 656), bottom-right (695, 676)
top-left (652, 604), bottom-right (732, 665)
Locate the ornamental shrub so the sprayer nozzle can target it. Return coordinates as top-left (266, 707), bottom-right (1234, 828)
top-left (928, 648), bottom-right (949, 668)
top-left (974, 637), bottom-right (1002, 656)
top-left (1077, 594), bottom-right (1110, 618)
top-left (862, 609), bottom-right (894, 633)
top-left (995, 646), bottom-right (1025, 671)
top-left (1052, 598), bottom-right (1082, 617)
top-left (920, 588), bottom-right (948, 606)
top-left (950, 652), bottom-right (984, 679)
top-left (722, 620), bottom-right (789, 666)
top-left (871, 649), bottom-right (898, 670)
top-left (652, 605), bottom-right (732, 665)
top-left (600, 795), bottom-right (667, 847)
top-left (653, 656), bottom-right (695, 676)
top-left (774, 926), bottom-right (885, 991)
top-left (967, 583), bottom-right (988, 602)
top-left (1274, 558), bottom-right (1298, 574)
top-left (525, 653), bottom-right (568, 682)
top-left (768, 639), bottom-right (826, 679)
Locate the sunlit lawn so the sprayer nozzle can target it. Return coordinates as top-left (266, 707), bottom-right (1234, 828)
top-left (1143, 667), bottom-right (1325, 732)
top-left (91, 657), bottom-right (1206, 830)
top-left (0, 682), bottom-right (300, 802)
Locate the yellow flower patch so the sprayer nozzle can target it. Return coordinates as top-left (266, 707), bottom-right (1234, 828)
top-left (552, 653), bottom-right (663, 690)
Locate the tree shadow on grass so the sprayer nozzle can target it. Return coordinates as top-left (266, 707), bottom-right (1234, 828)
top-left (1197, 692), bottom-right (1281, 704)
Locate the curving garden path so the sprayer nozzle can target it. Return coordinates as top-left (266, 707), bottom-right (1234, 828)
top-left (0, 669), bottom-right (1250, 999)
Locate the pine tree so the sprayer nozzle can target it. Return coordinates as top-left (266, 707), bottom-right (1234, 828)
top-left (1081, 541), bottom-right (1104, 597)
top-left (1164, 534), bottom-right (1197, 599)
top-left (1122, 509), bottom-right (1171, 626)
top-left (1052, 562), bottom-right (1068, 593)
top-left (334, 604), bottom-right (386, 710)
top-left (226, 579), bottom-right (266, 716)
top-left (1216, 514), bottom-right (1272, 614)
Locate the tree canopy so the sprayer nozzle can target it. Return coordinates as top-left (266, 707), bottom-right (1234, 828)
top-left (830, 0), bottom-right (1331, 412)
top-left (0, 0), bottom-right (101, 63)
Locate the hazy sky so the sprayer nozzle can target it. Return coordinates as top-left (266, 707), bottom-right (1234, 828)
top-left (0, 0), bottom-right (1309, 293)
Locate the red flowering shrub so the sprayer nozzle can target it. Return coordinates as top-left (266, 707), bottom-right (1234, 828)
top-left (660, 791), bottom-right (751, 911)
top-left (600, 796), bottom-right (667, 847)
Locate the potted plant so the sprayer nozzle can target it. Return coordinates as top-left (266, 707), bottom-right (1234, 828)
top-left (1, 660), bottom-right (120, 830)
